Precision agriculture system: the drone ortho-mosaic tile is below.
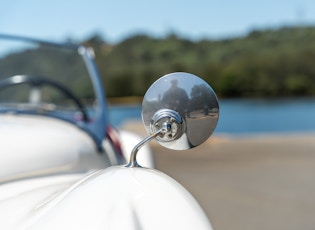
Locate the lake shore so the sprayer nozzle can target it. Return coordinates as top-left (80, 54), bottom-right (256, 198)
top-left (121, 120), bottom-right (315, 230)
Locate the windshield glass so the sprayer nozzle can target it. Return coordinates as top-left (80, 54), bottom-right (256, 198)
top-left (0, 36), bottom-right (96, 121)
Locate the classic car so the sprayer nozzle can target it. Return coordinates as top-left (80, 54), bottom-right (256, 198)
top-left (0, 34), bottom-right (219, 229)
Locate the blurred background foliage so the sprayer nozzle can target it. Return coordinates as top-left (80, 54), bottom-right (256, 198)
top-left (83, 26), bottom-right (315, 99)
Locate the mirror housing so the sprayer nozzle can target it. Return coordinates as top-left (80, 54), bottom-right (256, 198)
top-left (142, 72), bottom-right (219, 150)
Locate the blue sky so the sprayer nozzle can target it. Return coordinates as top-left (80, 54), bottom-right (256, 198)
top-left (1, 0), bottom-right (315, 43)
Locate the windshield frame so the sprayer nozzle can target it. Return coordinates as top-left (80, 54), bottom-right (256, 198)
top-left (0, 34), bottom-right (109, 150)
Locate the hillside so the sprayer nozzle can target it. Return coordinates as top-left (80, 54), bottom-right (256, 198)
top-left (84, 26), bottom-right (315, 98)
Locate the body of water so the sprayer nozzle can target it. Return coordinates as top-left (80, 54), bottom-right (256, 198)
top-left (108, 98), bottom-right (315, 134)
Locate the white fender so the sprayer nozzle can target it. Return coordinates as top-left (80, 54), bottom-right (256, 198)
top-left (16, 167), bottom-right (212, 230)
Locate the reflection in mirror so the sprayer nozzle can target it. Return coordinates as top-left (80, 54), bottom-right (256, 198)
top-left (142, 72), bottom-right (219, 150)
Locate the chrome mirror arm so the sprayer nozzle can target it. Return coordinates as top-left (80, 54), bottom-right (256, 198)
top-left (126, 130), bottom-right (161, 168)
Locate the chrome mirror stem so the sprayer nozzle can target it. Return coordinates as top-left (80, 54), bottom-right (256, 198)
top-left (126, 130), bottom-right (161, 168)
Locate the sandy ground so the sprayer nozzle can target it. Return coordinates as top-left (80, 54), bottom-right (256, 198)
top-left (122, 121), bottom-right (315, 230)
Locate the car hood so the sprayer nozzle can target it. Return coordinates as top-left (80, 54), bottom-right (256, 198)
top-left (0, 166), bottom-right (212, 230)
top-left (0, 114), bottom-right (102, 181)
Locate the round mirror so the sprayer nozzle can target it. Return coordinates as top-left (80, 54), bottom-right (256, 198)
top-left (142, 72), bottom-right (219, 150)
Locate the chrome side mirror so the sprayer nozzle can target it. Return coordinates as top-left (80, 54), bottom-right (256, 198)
top-left (127, 72), bottom-right (219, 167)
top-left (142, 72), bottom-right (219, 150)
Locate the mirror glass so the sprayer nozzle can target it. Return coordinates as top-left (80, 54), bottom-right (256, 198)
top-left (142, 72), bottom-right (219, 150)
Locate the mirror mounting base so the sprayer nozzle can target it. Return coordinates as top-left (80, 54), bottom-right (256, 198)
top-left (126, 109), bottom-right (183, 168)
